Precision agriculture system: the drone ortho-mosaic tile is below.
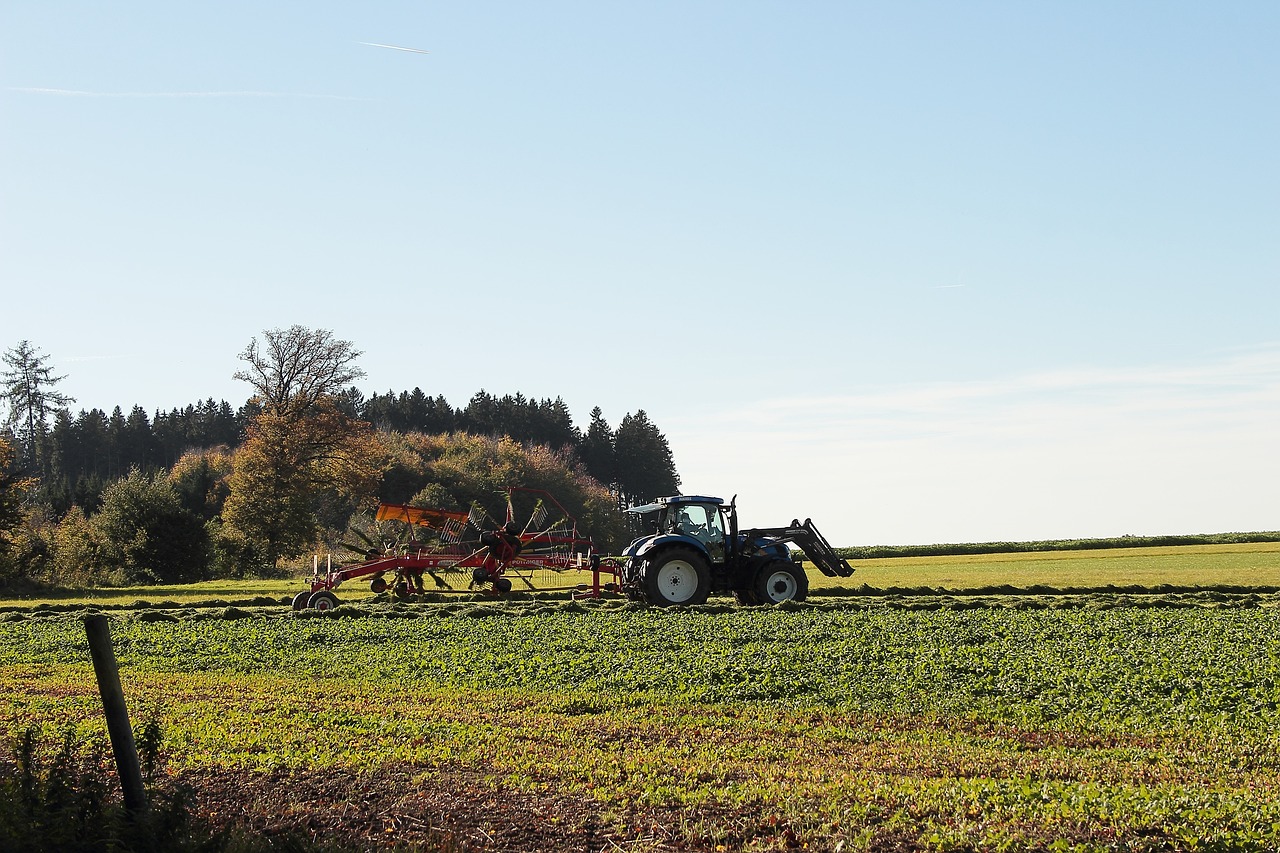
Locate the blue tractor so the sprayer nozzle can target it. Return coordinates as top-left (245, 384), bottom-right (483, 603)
top-left (619, 495), bottom-right (855, 606)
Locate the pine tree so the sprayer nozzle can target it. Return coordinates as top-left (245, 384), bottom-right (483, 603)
top-left (581, 407), bottom-right (616, 486)
top-left (1, 341), bottom-right (75, 474)
top-left (539, 397), bottom-right (580, 450)
top-left (122, 406), bottom-right (155, 472)
top-left (613, 410), bottom-right (680, 505)
top-left (461, 390), bottom-right (500, 436)
top-left (423, 394), bottom-right (455, 434)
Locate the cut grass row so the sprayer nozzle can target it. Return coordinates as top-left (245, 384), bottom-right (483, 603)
top-left (4, 540), bottom-right (1280, 609)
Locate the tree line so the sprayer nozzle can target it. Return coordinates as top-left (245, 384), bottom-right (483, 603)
top-left (28, 389), bottom-right (674, 517)
top-left (0, 332), bottom-right (681, 587)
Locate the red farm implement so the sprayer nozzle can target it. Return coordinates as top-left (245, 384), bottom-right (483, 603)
top-left (292, 487), bottom-right (619, 611)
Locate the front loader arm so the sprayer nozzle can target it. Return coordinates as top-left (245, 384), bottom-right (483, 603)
top-left (741, 518), bottom-right (855, 578)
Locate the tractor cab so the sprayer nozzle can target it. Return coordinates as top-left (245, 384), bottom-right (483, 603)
top-left (666, 498), bottom-right (727, 562)
top-left (625, 495), bottom-right (730, 566)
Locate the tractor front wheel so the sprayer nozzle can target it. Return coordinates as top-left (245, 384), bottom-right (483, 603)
top-left (642, 547), bottom-right (711, 607)
top-left (291, 591), bottom-right (312, 611)
top-left (752, 560), bottom-right (809, 604)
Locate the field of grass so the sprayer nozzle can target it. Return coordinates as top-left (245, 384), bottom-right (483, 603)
top-left (809, 541), bottom-right (1280, 592)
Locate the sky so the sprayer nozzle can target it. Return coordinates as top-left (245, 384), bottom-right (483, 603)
top-left (2, 2), bottom-right (1277, 546)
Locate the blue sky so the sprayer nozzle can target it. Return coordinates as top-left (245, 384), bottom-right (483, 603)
top-left (3, 2), bottom-right (1277, 545)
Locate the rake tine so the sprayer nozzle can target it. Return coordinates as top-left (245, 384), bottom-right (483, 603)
top-left (521, 500), bottom-right (547, 536)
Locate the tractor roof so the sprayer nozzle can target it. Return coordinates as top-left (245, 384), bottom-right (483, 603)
top-left (624, 495), bottom-right (724, 514)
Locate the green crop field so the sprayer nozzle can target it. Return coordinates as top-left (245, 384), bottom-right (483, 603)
top-left (4, 544), bottom-right (1280, 850)
top-left (3, 586), bottom-right (1280, 851)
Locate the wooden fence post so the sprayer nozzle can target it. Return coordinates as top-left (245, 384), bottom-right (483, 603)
top-left (83, 614), bottom-right (149, 815)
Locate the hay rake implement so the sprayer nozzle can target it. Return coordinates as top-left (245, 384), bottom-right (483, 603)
top-left (293, 487), bottom-right (617, 611)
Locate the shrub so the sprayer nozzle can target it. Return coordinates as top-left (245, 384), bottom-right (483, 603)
top-left (48, 506), bottom-right (113, 587)
top-left (93, 470), bottom-right (211, 584)
top-left (207, 520), bottom-right (271, 579)
top-left (0, 506), bottom-right (57, 587)
top-left (0, 437), bottom-right (29, 577)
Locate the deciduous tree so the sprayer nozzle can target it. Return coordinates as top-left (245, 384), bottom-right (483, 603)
top-left (224, 328), bottom-right (383, 566)
top-left (223, 408), bottom-right (384, 566)
top-left (168, 446), bottom-right (234, 521)
top-left (232, 326), bottom-right (365, 418)
top-left (0, 437), bottom-right (33, 572)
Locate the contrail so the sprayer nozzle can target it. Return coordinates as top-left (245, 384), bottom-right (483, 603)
top-left (8, 87), bottom-right (364, 100)
top-left (359, 41), bottom-right (429, 54)
top-left (63, 354), bottom-right (138, 363)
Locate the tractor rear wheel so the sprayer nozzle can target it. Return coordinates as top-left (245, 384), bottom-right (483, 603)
top-left (752, 560), bottom-right (809, 604)
top-left (642, 547), bottom-right (711, 606)
top-left (307, 590), bottom-right (340, 612)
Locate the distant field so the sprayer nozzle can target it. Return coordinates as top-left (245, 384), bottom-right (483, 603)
top-left (808, 541), bottom-right (1280, 591)
top-left (5, 541), bottom-right (1280, 610)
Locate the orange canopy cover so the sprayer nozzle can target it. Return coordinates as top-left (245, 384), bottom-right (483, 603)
top-left (375, 503), bottom-right (470, 530)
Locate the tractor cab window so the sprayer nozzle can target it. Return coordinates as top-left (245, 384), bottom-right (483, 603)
top-left (670, 503), bottom-right (726, 562)
top-left (705, 507), bottom-right (726, 542)
top-left (670, 505), bottom-right (706, 537)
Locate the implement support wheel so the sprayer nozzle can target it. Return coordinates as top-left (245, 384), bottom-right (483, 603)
top-left (307, 590), bottom-right (340, 612)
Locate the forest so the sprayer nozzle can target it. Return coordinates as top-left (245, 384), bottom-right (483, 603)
top-left (0, 331), bottom-right (680, 588)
